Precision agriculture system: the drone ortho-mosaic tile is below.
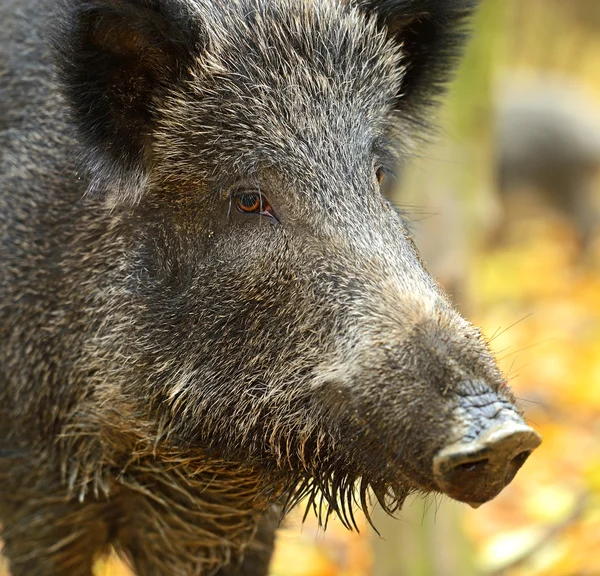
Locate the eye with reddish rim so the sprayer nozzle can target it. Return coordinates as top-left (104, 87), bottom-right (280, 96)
top-left (234, 191), bottom-right (277, 219)
top-left (376, 167), bottom-right (386, 185)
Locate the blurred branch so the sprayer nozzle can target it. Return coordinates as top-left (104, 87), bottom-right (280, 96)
top-left (486, 492), bottom-right (590, 576)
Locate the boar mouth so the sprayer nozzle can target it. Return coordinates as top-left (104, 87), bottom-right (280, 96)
top-left (281, 419), bottom-right (541, 530)
top-left (280, 382), bottom-right (542, 529)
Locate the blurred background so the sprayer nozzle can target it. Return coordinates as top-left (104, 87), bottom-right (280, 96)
top-left (3, 1), bottom-right (600, 575)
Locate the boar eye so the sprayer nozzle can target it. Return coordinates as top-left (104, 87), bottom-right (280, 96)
top-left (375, 167), bottom-right (396, 197)
top-left (234, 192), bottom-right (276, 219)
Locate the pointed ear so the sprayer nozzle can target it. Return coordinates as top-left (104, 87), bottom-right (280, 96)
top-left (354, 0), bottom-right (478, 120)
top-left (54, 0), bottom-right (206, 204)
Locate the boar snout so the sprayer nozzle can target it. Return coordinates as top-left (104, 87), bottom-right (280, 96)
top-left (433, 384), bottom-right (542, 506)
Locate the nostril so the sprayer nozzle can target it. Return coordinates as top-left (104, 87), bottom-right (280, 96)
top-left (505, 450), bottom-right (532, 484)
top-left (454, 458), bottom-right (489, 474)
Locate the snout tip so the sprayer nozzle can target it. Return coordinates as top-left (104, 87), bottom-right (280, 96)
top-left (433, 422), bottom-right (542, 506)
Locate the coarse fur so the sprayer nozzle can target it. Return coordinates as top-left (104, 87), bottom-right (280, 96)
top-left (0, 1), bottom-right (523, 575)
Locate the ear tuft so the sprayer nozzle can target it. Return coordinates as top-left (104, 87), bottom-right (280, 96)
top-left (53, 0), bottom-right (205, 204)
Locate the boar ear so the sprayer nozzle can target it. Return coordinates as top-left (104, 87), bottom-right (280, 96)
top-left (355, 0), bottom-right (478, 120)
top-left (54, 0), bottom-right (205, 204)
